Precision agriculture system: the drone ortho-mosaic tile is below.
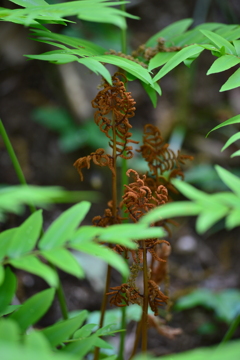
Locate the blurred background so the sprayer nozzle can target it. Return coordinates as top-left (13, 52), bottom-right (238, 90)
top-left (1, 0), bottom-right (240, 356)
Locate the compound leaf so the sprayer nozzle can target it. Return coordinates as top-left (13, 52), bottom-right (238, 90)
top-left (9, 255), bottom-right (58, 287)
top-left (153, 45), bottom-right (204, 81)
top-left (9, 288), bottom-right (55, 332)
top-left (40, 248), bottom-right (84, 278)
top-left (7, 210), bottom-right (42, 258)
top-left (207, 55), bottom-right (240, 75)
top-left (41, 310), bottom-right (88, 347)
top-left (0, 267), bottom-right (17, 316)
top-left (220, 68), bottom-right (240, 91)
top-left (39, 202), bottom-right (91, 250)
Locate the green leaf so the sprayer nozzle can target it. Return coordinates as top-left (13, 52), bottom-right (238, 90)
top-left (61, 335), bottom-right (96, 357)
top-left (171, 178), bottom-right (208, 201)
top-left (3, 1), bottom-right (137, 29)
top-left (0, 305), bottom-right (21, 316)
top-left (141, 81), bottom-right (158, 108)
top-left (149, 52), bottom-right (177, 71)
top-left (231, 149), bottom-right (240, 157)
top-left (183, 52), bottom-right (201, 67)
top-left (87, 55), bottom-right (153, 85)
top-left (140, 202), bottom-right (202, 225)
top-left (70, 226), bottom-right (102, 244)
top-left (26, 53), bottom-right (79, 64)
top-left (30, 29), bottom-right (107, 55)
top-left (233, 40), bottom-right (240, 57)
top-left (0, 228), bottom-right (17, 260)
top-left (146, 19), bottom-right (193, 47)
top-left (222, 132), bottom-right (240, 151)
top-left (7, 210), bottom-right (42, 258)
top-left (10, 288), bottom-right (55, 332)
top-left (153, 45), bottom-right (204, 82)
top-left (41, 310), bottom-right (88, 347)
top-left (94, 336), bottom-right (113, 349)
top-left (40, 248), bottom-right (84, 278)
top-left (9, 255), bottom-right (58, 287)
top-left (95, 323), bottom-right (120, 336)
top-left (175, 289), bottom-right (216, 311)
top-left (175, 289), bottom-right (240, 324)
top-left (77, 58), bottom-right (112, 85)
top-left (0, 267), bottom-right (17, 316)
top-left (0, 342), bottom-right (79, 360)
top-left (10, 0), bottom-right (49, 7)
top-left (207, 55), bottom-right (240, 75)
top-left (97, 223), bottom-right (166, 243)
top-left (0, 318), bottom-right (19, 344)
top-left (0, 185), bottom-right (97, 221)
top-left (207, 114), bottom-right (240, 136)
top-left (196, 205), bottom-right (229, 234)
top-left (39, 202), bottom-right (91, 250)
top-left (215, 165), bottom-right (240, 197)
top-left (0, 265), bottom-right (4, 286)
top-left (226, 208), bottom-right (240, 229)
top-left (220, 68), bottom-right (240, 92)
top-left (24, 331), bottom-right (51, 352)
top-left (70, 242), bottom-right (129, 277)
top-left (73, 323), bottom-right (96, 339)
top-left (200, 29), bottom-right (237, 55)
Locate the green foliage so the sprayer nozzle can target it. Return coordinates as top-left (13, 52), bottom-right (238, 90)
top-left (175, 289), bottom-right (240, 324)
top-left (159, 340), bottom-right (240, 360)
top-left (0, 201), bottom-right (164, 286)
top-left (9, 288), bottom-right (55, 332)
top-left (1, 0), bottom-right (137, 28)
top-left (0, 185), bottom-right (101, 221)
top-left (141, 165), bottom-right (240, 233)
top-left (1, 0), bottom-right (240, 358)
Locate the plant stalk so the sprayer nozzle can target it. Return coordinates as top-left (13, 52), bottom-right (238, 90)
top-left (220, 313), bottom-right (240, 345)
top-left (94, 111), bottom-right (118, 360)
top-left (0, 119), bottom-right (69, 320)
top-left (129, 319), bottom-right (142, 359)
top-left (93, 264), bottom-right (111, 360)
top-left (141, 240), bottom-right (148, 352)
top-left (119, 2), bottom-right (129, 358)
top-left (0, 120), bottom-right (36, 214)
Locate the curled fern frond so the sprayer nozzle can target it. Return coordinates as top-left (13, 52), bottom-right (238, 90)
top-left (138, 124), bottom-right (180, 174)
top-left (107, 283), bottom-right (143, 307)
top-left (73, 148), bottom-right (114, 181)
top-left (92, 73), bottom-right (138, 160)
top-left (122, 169), bottom-right (169, 222)
top-left (123, 169), bottom-right (155, 222)
top-left (151, 243), bottom-right (171, 285)
top-left (148, 279), bottom-right (168, 316)
top-left (92, 204), bottom-right (124, 227)
top-left (137, 124), bottom-right (193, 196)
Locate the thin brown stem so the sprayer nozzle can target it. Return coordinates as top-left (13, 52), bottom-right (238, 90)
top-left (129, 319), bottom-right (142, 359)
top-left (93, 264), bottom-right (111, 360)
top-left (141, 240), bottom-right (149, 352)
top-left (112, 111), bottom-right (117, 218)
top-left (94, 112), bottom-right (118, 360)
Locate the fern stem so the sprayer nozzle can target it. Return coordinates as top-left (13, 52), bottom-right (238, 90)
top-left (56, 275), bottom-right (69, 319)
top-left (112, 112), bottom-right (117, 217)
top-left (118, 260), bottom-right (128, 360)
top-left (220, 313), bottom-right (240, 345)
top-left (93, 264), bottom-right (111, 360)
top-left (94, 111), bottom-right (118, 360)
top-left (129, 320), bottom-right (142, 359)
top-left (119, 2), bottom-right (129, 358)
top-left (0, 120), bottom-right (36, 214)
top-left (141, 240), bottom-right (148, 352)
top-left (0, 119), bottom-right (69, 320)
